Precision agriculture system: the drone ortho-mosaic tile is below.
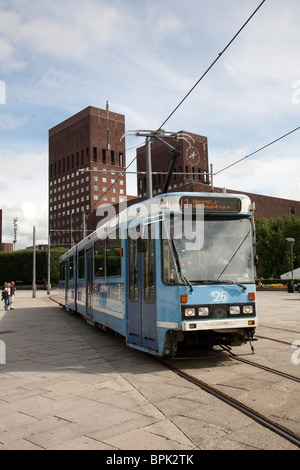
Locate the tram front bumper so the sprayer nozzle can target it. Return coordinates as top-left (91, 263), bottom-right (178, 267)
top-left (182, 318), bottom-right (256, 331)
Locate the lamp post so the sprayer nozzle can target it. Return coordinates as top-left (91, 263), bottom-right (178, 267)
top-left (13, 217), bottom-right (18, 250)
top-left (32, 226), bottom-right (36, 298)
top-left (47, 233), bottom-right (51, 295)
top-left (285, 237), bottom-right (295, 279)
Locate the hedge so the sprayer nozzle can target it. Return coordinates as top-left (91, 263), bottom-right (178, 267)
top-left (0, 248), bottom-right (67, 286)
top-left (256, 278), bottom-right (299, 286)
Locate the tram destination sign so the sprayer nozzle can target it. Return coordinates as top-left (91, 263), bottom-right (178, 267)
top-left (179, 196), bottom-right (241, 213)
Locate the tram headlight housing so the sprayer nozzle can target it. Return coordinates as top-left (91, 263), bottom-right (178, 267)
top-left (185, 308), bottom-right (196, 317)
top-left (229, 306), bottom-right (240, 315)
top-left (243, 305), bottom-right (253, 314)
top-left (198, 307), bottom-right (209, 316)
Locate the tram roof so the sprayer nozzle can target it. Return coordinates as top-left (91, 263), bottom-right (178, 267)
top-left (60, 192), bottom-right (253, 261)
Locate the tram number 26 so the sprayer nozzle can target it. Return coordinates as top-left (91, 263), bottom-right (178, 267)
top-left (211, 291), bottom-right (227, 302)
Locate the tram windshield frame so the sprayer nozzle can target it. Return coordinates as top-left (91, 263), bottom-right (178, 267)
top-left (161, 214), bottom-right (255, 286)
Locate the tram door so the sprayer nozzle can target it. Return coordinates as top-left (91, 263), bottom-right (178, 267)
top-left (86, 248), bottom-right (94, 323)
top-left (65, 260), bottom-right (69, 306)
top-left (127, 230), bottom-right (158, 351)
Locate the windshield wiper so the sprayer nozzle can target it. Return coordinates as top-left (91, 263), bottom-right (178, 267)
top-left (225, 280), bottom-right (247, 290)
top-left (190, 279), bottom-right (247, 290)
top-left (169, 235), bottom-right (193, 292)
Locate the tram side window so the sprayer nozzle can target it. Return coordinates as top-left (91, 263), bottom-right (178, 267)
top-left (162, 239), bottom-right (179, 284)
top-left (107, 235), bottom-right (121, 277)
top-left (161, 216), bottom-right (180, 284)
top-left (144, 235), bottom-right (155, 304)
top-left (78, 250), bottom-right (85, 279)
top-left (69, 257), bottom-right (74, 280)
top-left (94, 239), bottom-right (105, 278)
top-left (129, 238), bottom-right (138, 302)
top-left (59, 263), bottom-right (65, 281)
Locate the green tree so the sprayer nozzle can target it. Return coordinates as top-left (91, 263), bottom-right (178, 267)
top-left (255, 215), bottom-right (300, 278)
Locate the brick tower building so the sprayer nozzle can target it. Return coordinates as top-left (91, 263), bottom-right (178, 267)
top-left (48, 104), bottom-right (127, 247)
top-left (136, 131), bottom-right (210, 197)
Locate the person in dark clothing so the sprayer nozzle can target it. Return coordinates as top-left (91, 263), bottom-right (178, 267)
top-left (2, 283), bottom-right (11, 311)
top-left (10, 281), bottom-right (16, 310)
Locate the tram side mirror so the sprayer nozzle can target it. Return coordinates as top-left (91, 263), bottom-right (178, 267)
top-left (137, 238), bottom-right (147, 252)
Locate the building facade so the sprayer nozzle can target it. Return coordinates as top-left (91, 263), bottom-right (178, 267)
top-left (48, 105), bottom-right (127, 247)
top-left (0, 210), bottom-right (13, 252)
top-left (135, 131), bottom-right (300, 219)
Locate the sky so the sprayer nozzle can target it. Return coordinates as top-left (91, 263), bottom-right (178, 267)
top-left (0, 0), bottom-right (300, 249)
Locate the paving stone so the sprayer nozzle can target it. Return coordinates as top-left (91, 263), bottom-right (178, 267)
top-left (0, 290), bottom-right (299, 451)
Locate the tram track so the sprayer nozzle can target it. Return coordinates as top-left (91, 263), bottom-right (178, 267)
top-left (255, 335), bottom-right (293, 346)
top-left (258, 325), bottom-right (300, 335)
top-left (214, 348), bottom-right (300, 383)
top-left (154, 356), bottom-right (300, 449)
top-left (255, 324), bottom-right (300, 346)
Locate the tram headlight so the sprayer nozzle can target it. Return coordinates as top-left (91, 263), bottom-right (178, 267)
top-left (198, 307), bottom-right (209, 316)
top-left (229, 306), bottom-right (240, 315)
top-left (185, 308), bottom-right (196, 317)
top-left (243, 305), bottom-right (253, 314)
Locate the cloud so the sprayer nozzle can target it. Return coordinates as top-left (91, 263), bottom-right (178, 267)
top-left (0, 149), bottom-right (47, 181)
top-left (0, 112), bottom-right (27, 130)
top-left (0, 37), bottom-right (26, 72)
top-left (0, 1), bottom-right (128, 68)
top-left (155, 13), bottom-right (183, 38)
top-left (213, 148), bottom-right (300, 201)
top-left (0, 149), bottom-right (48, 248)
top-left (0, 10), bottom-right (27, 71)
top-left (1, 199), bottom-right (48, 249)
top-left (133, 53), bottom-right (194, 96)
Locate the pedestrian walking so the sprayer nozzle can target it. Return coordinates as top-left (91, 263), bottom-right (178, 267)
top-left (10, 281), bottom-right (16, 309)
top-left (2, 283), bottom-right (11, 311)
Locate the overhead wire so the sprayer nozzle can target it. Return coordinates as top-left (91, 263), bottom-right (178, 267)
top-left (90, 0), bottom-right (268, 205)
top-left (213, 125), bottom-right (300, 176)
top-left (90, 141), bottom-right (146, 209)
top-left (159, 0), bottom-right (267, 129)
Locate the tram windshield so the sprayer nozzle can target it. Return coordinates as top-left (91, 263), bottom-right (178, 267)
top-left (162, 216), bottom-right (255, 285)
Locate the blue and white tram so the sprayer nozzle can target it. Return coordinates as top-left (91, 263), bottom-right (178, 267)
top-left (59, 192), bottom-right (257, 356)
